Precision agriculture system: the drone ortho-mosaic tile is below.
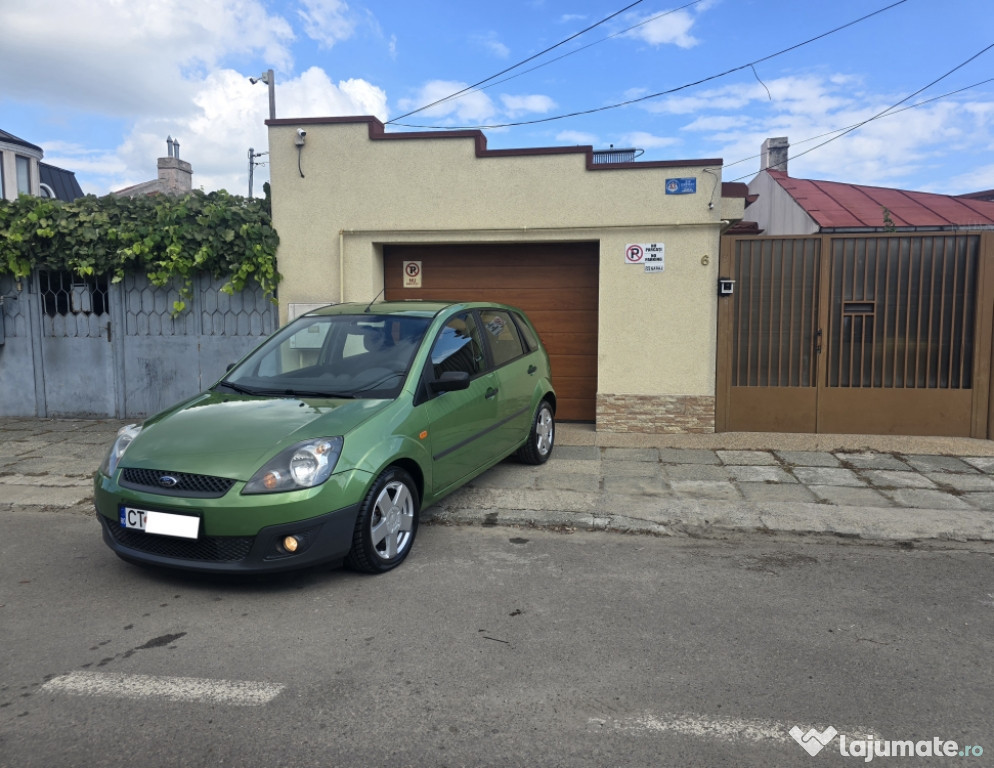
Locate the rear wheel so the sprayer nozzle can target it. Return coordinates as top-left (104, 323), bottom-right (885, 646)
top-left (517, 400), bottom-right (555, 465)
top-left (345, 467), bottom-right (419, 574)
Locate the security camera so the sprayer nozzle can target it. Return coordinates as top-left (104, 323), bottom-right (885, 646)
top-left (294, 128), bottom-right (307, 147)
top-left (297, 129), bottom-right (307, 138)
top-left (249, 77), bottom-right (259, 85)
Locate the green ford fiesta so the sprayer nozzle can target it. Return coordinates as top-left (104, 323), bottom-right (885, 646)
top-left (94, 301), bottom-right (556, 574)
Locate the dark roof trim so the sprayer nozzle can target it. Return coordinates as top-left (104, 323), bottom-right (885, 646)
top-left (0, 128), bottom-right (43, 153)
top-left (268, 115), bottom-right (723, 172)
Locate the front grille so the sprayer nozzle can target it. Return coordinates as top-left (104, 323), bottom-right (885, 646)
top-left (106, 521), bottom-right (253, 562)
top-left (120, 468), bottom-right (236, 498)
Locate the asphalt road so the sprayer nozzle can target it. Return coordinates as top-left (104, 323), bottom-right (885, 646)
top-left (2, 509), bottom-right (993, 768)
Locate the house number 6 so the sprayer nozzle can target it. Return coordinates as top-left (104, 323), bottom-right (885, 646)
top-left (701, 255), bottom-right (710, 266)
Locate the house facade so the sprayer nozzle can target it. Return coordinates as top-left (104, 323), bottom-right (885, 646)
top-left (266, 116), bottom-right (745, 432)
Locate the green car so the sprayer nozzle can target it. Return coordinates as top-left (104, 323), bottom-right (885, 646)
top-left (94, 301), bottom-right (555, 575)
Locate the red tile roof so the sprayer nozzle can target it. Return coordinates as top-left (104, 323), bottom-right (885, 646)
top-left (768, 170), bottom-right (994, 230)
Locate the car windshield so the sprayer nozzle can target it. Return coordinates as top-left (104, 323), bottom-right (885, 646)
top-left (216, 313), bottom-right (432, 399)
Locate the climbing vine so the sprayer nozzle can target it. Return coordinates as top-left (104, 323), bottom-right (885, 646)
top-left (0, 187), bottom-right (280, 314)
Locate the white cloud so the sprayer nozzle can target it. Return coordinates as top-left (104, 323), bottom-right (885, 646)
top-left (694, 77), bottom-right (994, 190)
top-left (625, 9), bottom-right (700, 49)
top-left (556, 130), bottom-right (598, 145)
top-left (297, 0), bottom-right (357, 48)
top-left (0, 0), bottom-right (295, 115)
top-left (54, 68), bottom-right (387, 195)
top-left (397, 81), bottom-right (496, 123)
top-left (474, 32), bottom-right (510, 59)
top-left (500, 94), bottom-right (557, 117)
top-left (621, 131), bottom-right (679, 150)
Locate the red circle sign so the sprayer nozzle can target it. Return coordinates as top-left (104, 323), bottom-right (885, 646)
top-left (626, 245), bottom-right (644, 263)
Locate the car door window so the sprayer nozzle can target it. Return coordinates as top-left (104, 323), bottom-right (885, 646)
top-left (480, 310), bottom-right (526, 367)
top-left (430, 313), bottom-right (485, 378)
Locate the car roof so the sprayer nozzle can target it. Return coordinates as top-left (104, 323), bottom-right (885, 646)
top-left (303, 300), bottom-right (522, 319)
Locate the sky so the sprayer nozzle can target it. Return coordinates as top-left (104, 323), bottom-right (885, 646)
top-left (2, 0), bottom-right (993, 198)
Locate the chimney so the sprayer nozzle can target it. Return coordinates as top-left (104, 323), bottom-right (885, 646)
top-left (157, 136), bottom-right (193, 195)
top-left (761, 137), bottom-right (789, 174)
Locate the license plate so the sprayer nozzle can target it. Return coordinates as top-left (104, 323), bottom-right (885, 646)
top-left (120, 506), bottom-right (200, 539)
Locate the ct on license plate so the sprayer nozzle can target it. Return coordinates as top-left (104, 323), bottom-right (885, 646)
top-left (120, 506), bottom-right (200, 539)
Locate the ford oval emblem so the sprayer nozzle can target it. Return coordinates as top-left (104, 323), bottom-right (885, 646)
top-left (158, 475), bottom-right (180, 488)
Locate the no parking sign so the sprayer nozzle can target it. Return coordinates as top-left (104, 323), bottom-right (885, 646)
top-left (624, 243), bottom-right (665, 273)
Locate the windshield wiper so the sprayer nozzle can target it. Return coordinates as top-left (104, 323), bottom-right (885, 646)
top-left (280, 389), bottom-right (356, 399)
top-left (216, 380), bottom-right (355, 399)
top-left (215, 380), bottom-right (261, 395)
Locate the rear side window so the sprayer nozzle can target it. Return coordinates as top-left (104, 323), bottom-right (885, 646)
top-left (481, 310), bottom-right (526, 367)
top-left (431, 313), bottom-right (485, 378)
top-left (512, 312), bottom-right (539, 352)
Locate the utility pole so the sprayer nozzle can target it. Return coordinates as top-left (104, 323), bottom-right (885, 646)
top-left (248, 148), bottom-right (268, 198)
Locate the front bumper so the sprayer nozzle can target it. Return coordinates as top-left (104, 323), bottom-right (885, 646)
top-left (98, 504), bottom-right (360, 574)
top-left (94, 467), bottom-right (372, 574)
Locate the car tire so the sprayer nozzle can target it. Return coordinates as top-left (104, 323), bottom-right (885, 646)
top-left (517, 400), bottom-right (555, 465)
top-left (345, 467), bottom-right (420, 574)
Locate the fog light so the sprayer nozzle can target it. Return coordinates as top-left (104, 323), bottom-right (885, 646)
top-left (283, 535), bottom-right (301, 553)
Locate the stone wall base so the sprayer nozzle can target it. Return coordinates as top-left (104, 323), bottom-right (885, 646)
top-left (596, 393), bottom-right (716, 434)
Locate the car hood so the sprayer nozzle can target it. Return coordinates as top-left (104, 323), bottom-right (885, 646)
top-left (121, 392), bottom-right (391, 480)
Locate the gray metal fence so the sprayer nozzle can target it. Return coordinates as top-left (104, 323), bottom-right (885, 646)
top-left (0, 271), bottom-right (278, 418)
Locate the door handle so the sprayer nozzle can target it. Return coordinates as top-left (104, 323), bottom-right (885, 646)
top-left (104, 321), bottom-right (112, 343)
top-left (485, 387), bottom-right (499, 400)
top-left (527, 365), bottom-right (537, 375)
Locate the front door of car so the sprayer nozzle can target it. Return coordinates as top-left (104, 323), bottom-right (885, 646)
top-left (479, 309), bottom-right (537, 457)
top-left (424, 313), bottom-right (501, 493)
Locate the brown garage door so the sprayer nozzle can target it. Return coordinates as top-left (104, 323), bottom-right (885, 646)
top-left (384, 243), bottom-right (598, 421)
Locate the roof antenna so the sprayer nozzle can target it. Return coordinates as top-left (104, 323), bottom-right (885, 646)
top-left (364, 288), bottom-right (385, 313)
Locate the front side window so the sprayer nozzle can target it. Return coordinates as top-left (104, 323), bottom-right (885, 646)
top-left (430, 313), bottom-right (484, 378)
top-left (220, 313), bottom-right (431, 399)
top-left (15, 155), bottom-right (30, 195)
top-left (481, 310), bottom-right (526, 367)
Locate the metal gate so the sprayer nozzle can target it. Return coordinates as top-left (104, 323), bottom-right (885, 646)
top-left (0, 271), bottom-right (278, 418)
top-left (716, 233), bottom-right (994, 437)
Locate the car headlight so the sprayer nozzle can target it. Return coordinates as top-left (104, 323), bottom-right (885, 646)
top-left (243, 437), bottom-right (344, 494)
top-left (100, 424), bottom-right (142, 476)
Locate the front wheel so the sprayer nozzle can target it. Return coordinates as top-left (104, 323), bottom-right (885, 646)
top-left (345, 467), bottom-right (419, 574)
top-left (517, 400), bottom-right (555, 465)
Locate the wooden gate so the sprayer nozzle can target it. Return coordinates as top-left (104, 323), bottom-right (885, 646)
top-left (716, 233), bottom-right (994, 437)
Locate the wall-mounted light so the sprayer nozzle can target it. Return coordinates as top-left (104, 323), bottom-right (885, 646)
top-left (249, 69), bottom-right (276, 121)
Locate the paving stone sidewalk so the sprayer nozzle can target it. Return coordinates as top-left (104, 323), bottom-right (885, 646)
top-left (2, 417), bottom-right (994, 544)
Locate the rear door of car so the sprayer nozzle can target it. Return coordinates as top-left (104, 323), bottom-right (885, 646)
top-left (478, 308), bottom-right (540, 457)
top-left (422, 311), bottom-right (501, 492)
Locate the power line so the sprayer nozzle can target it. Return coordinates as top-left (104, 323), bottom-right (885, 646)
top-left (726, 44), bottom-right (994, 182)
top-left (391, 0), bottom-right (911, 130)
top-left (387, 0), bottom-right (652, 124)
top-left (721, 77), bottom-right (994, 171)
top-left (436, 0), bottom-right (711, 97)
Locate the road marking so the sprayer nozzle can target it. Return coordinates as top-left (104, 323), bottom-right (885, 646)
top-left (594, 714), bottom-right (879, 745)
top-left (42, 671), bottom-right (284, 706)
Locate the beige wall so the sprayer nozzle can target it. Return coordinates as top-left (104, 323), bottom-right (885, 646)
top-left (268, 117), bottom-right (743, 430)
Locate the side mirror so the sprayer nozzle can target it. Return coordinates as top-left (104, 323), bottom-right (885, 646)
top-left (430, 371), bottom-right (470, 393)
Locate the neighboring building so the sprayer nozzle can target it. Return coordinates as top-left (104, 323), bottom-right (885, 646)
top-left (113, 137), bottom-right (193, 197)
top-left (266, 115), bottom-right (746, 432)
top-left (743, 137), bottom-right (994, 235)
top-left (0, 129), bottom-right (83, 202)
